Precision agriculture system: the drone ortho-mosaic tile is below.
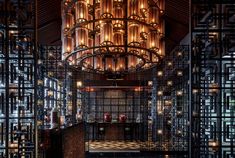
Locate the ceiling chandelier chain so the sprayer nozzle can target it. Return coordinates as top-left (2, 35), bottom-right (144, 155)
top-left (62, 0), bottom-right (165, 74)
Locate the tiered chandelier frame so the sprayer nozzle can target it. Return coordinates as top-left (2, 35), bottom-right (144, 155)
top-left (62, 0), bottom-right (164, 73)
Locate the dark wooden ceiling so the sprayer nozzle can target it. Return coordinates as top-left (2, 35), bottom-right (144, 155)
top-left (37, 0), bottom-right (62, 45)
top-left (37, 0), bottom-right (189, 53)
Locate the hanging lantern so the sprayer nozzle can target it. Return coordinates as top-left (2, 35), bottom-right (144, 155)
top-left (128, 0), bottom-right (139, 19)
top-left (149, 6), bottom-right (159, 27)
top-left (101, 0), bottom-right (113, 18)
top-left (75, 0), bottom-right (88, 23)
top-left (100, 22), bottom-right (113, 45)
top-left (75, 28), bottom-right (88, 48)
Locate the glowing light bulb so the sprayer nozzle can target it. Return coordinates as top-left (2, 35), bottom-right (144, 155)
top-left (158, 129), bottom-right (163, 135)
top-left (105, 35), bottom-right (108, 41)
top-left (158, 91), bottom-right (163, 96)
top-left (151, 42), bottom-right (155, 47)
top-left (67, 46), bottom-right (70, 51)
top-left (167, 81), bottom-right (173, 86)
top-left (158, 71), bottom-right (163, 76)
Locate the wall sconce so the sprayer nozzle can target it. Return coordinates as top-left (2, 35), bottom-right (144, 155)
top-left (158, 110), bottom-right (163, 115)
top-left (177, 70), bottom-right (183, 76)
top-left (37, 100), bottom-right (43, 106)
top-left (67, 104), bottom-right (73, 111)
top-left (38, 59), bottom-right (42, 65)
top-left (167, 61), bottom-right (172, 67)
top-left (193, 111), bottom-right (198, 117)
top-left (176, 111), bottom-right (183, 117)
top-left (48, 52), bottom-right (54, 59)
top-left (157, 71), bottom-right (163, 76)
top-left (48, 72), bottom-right (53, 77)
top-left (176, 130), bottom-right (183, 137)
top-left (164, 100), bottom-right (172, 106)
top-left (158, 91), bottom-right (163, 96)
top-left (167, 120), bottom-right (172, 125)
top-left (77, 81), bottom-right (83, 87)
top-left (157, 129), bottom-right (163, 135)
top-left (148, 81), bottom-right (153, 86)
top-left (192, 89), bottom-right (199, 94)
top-left (37, 80), bottom-right (43, 86)
top-left (58, 62), bottom-right (63, 67)
top-left (176, 90), bottom-right (183, 96)
top-left (209, 140), bottom-right (219, 152)
top-left (68, 91), bottom-right (72, 96)
top-left (167, 81), bottom-right (173, 86)
top-left (37, 120), bottom-right (43, 126)
top-left (48, 90), bottom-right (53, 97)
top-left (177, 51), bottom-right (182, 57)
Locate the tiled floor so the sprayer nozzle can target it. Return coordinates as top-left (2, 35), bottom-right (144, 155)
top-left (86, 141), bottom-right (157, 152)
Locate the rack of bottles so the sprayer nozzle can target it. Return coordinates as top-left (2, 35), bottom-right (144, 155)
top-left (0, 0), bottom-right (37, 157)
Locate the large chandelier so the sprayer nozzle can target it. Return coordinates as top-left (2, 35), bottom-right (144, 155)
top-left (61, 0), bottom-right (164, 73)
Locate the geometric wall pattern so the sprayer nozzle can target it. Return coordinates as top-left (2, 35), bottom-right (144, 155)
top-left (0, 0), bottom-right (37, 157)
top-left (191, 0), bottom-right (235, 157)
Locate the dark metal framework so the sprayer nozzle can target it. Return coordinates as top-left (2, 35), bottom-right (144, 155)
top-left (37, 46), bottom-right (68, 130)
top-left (191, 0), bottom-right (235, 157)
top-left (0, 0), bottom-right (37, 157)
top-left (153, 45), bottom-right (189, 153)
top-left (83, 45), bottom-right (190, 157)
top-left (83, 83), bottom-right (150, 150)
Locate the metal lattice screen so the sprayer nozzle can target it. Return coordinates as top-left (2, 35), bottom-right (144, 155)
top-left (0, 0), bottom-right (37, 157)
top-left (191, 0), bottom-right (235, 157)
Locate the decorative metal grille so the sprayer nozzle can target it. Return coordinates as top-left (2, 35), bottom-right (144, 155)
top-left (191, 0), bottom-right (235, 157)
top-left (0, 0), bottom-right (37, 157)
top-left (153, 45), bottom-right (189, 153)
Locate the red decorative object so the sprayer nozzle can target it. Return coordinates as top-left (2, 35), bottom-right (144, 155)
top-left (119, 114), bottom-right (127, 123)
top-left (104, 113), bottom-right (112, 122)
top-left (45, 115), bottom-right (50, 123)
